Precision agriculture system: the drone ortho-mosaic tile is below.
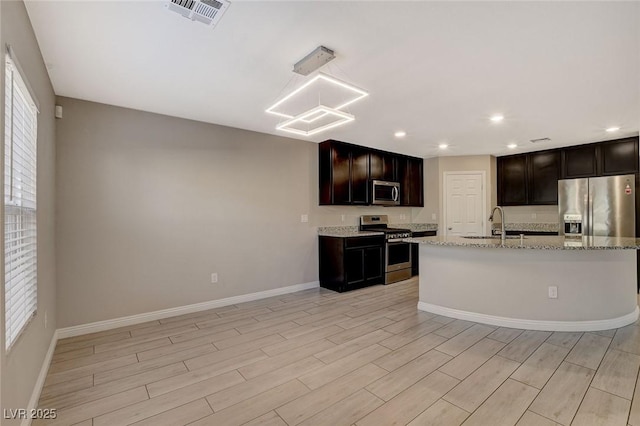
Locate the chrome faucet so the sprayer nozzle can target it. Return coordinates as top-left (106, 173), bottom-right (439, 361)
top-left (489, 206), bottom-right (506, 242)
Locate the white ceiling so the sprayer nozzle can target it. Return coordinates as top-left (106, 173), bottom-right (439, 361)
top-left (24, 1), bottom-right (640, 157)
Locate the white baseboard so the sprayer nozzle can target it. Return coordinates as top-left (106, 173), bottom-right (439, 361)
top-left (417, 301), bottom-right (639, 332)
top-left (22, 330), bottom-right (58, 426)
top-left (57, 281), bottom-right (320, 339)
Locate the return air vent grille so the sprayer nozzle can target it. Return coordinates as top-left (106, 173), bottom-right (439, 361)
top-left (172, 0), bottom-right (195, 9)
top-left (530, 137), bottom-right (551, 144)
top-left (166, 0), bottom-right (230, 27)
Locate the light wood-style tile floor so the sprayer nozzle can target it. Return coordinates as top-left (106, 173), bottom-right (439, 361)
top-left (35, 278), bottom-right (640, 426)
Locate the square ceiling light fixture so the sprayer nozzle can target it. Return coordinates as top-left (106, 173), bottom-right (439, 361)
top-left (266, 73), bottom-right (368, 120)
top-left (276, 105), bottom-right (355, 137)
top-left (266, 46), bottom-right (369, 136)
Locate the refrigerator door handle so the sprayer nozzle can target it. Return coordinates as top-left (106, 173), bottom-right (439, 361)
top-left (584, 188), bottom-right (590, 236)
top-left (587, 182), bottom-right (594, 237)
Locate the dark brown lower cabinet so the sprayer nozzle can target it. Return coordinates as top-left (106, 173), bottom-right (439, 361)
top-left (319, 235), bottom-right (384, 292)
top-left (411, 231), bottom-right (436, 276)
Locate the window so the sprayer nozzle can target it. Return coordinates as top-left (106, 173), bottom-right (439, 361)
top-left (4, 52), bottom-right (37, 350)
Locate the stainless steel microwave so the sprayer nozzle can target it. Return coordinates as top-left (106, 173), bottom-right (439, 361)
top-left (371, 180), bottom-right (400, 206)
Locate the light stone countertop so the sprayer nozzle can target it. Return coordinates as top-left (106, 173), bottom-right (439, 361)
top-left (317, 227), bottom-right (384, 238)
top-left (318, 223), bottom-right (438, 238)
top-left (404, 235), bottom-right (640, 250)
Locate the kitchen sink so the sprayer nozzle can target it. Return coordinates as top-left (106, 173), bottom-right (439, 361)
top-left (461, 235), bottom-right (524, 240)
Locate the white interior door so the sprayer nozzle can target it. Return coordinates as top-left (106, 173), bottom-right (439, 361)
top-left (444, 172), bottom-right (485, 236)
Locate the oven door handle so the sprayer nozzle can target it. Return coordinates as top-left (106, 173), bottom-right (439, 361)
top-left (387, 238), bottom-right (407, 243)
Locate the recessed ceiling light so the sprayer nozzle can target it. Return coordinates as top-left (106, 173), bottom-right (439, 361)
top-left (606, 126), bottom-right (620, 133)
top-left (490, 114), bottom-right (504, 123)
top-left (438, 143), bottom-right (448, 149)
top-left (394, 131), bottom-right (407, 138)
top-left (507, 143), bottom-right (518, 149)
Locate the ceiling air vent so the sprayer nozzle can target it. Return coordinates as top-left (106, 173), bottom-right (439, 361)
top-left (166, 0), bottom-right (230, 27)
top-left (530, 137), bottom-right (551, 144)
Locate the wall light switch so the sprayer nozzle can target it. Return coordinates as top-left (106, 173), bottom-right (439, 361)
top-left (211, 273), bottom-right (218, 284)
top-left (301, 214), bottom-right (309, 223)
top-left (548, 286), bottom-right (558, 299)
top-left (341, 214), bottom-right (345, 222)
top-left (431, 213), bottom-right (437, 220)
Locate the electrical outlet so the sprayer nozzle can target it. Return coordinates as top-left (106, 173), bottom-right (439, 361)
top-left (301, 214), bottom-right (308, 223)
top-left (548, 286), bottom-right (558, 299)
top-left (341, 214), bottom-right (345, 222)
top-left (44, 311), bottom-right (48, 329)
top-left (211, 273), bottom-right (218, 284)
top-left (431, 213), bottom-right (437, 220)
top-left (532, 213), bottom-right (537, 219)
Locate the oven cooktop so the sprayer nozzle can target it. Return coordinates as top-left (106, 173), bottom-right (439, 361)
top-left (359, 215), bottom-right (412, 239)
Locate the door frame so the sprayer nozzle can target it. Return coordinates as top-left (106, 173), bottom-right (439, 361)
top-left (442, 171), bottom-right (487, 236)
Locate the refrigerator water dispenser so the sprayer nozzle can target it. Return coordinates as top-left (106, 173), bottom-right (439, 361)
top-left (563, 214), bottom-right (583, 237)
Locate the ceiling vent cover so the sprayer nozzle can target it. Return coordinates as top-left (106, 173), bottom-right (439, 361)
top-left (166, 0), bottom-right (230, 27)
top-left (530, 137), bottom-right (551, 144)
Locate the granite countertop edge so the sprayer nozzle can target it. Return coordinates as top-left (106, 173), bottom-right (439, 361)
top-left (404, 236), bottom-right (640, 250)
top-left (318, 223), bottom-right (438, 238)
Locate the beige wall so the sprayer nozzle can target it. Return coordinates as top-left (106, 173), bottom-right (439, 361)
top-left (0, 1), bottom-right (57, 423)
top-left (56, 98), bottom-right (316, 327)
top-left (55, 98), bottom-right (427, 328)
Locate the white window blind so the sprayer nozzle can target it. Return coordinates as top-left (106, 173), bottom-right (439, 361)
top-left (4, 53), bottom-right (37, 350)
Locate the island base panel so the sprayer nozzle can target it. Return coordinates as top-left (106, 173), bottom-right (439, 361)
top-left (417, 245), bottom-right (638, 332)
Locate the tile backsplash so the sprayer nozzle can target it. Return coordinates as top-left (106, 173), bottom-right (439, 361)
top-left (314, 205), bottom-right (419, 227)
top-left (503, 205), bottom-right (558, 224)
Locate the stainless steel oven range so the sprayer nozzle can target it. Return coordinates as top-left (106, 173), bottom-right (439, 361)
top-left (360, 215), bottom-right (412, 284)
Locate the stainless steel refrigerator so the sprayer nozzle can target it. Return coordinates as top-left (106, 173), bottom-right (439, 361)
top-left (559, 174), bottom-right (636, 237)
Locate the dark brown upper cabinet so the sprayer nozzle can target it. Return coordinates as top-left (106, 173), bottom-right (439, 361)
top-left (370, 151), bottom-right (397, 181)
top-left (319, 140), bottom-right (423, 206)
top-left (398, 157), bottom-right (424, 207)
top-left (350, 146), bottom-right (370, 205)
top-left (319, 141), bottom-right (369, 205)
top-left (498, 154), bottom-right (528, 205)
top-left (563, 144), bottom-right (598, 178)
top-left (528, 150), bottom-right (560, 205)
top-left (498, 136), bottom-right (638, 206)
top-left (600, 137), bottom-right (639, 176)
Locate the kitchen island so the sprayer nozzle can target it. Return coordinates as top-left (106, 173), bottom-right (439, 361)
top-left (404, 235), bottom-right (640, 331)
